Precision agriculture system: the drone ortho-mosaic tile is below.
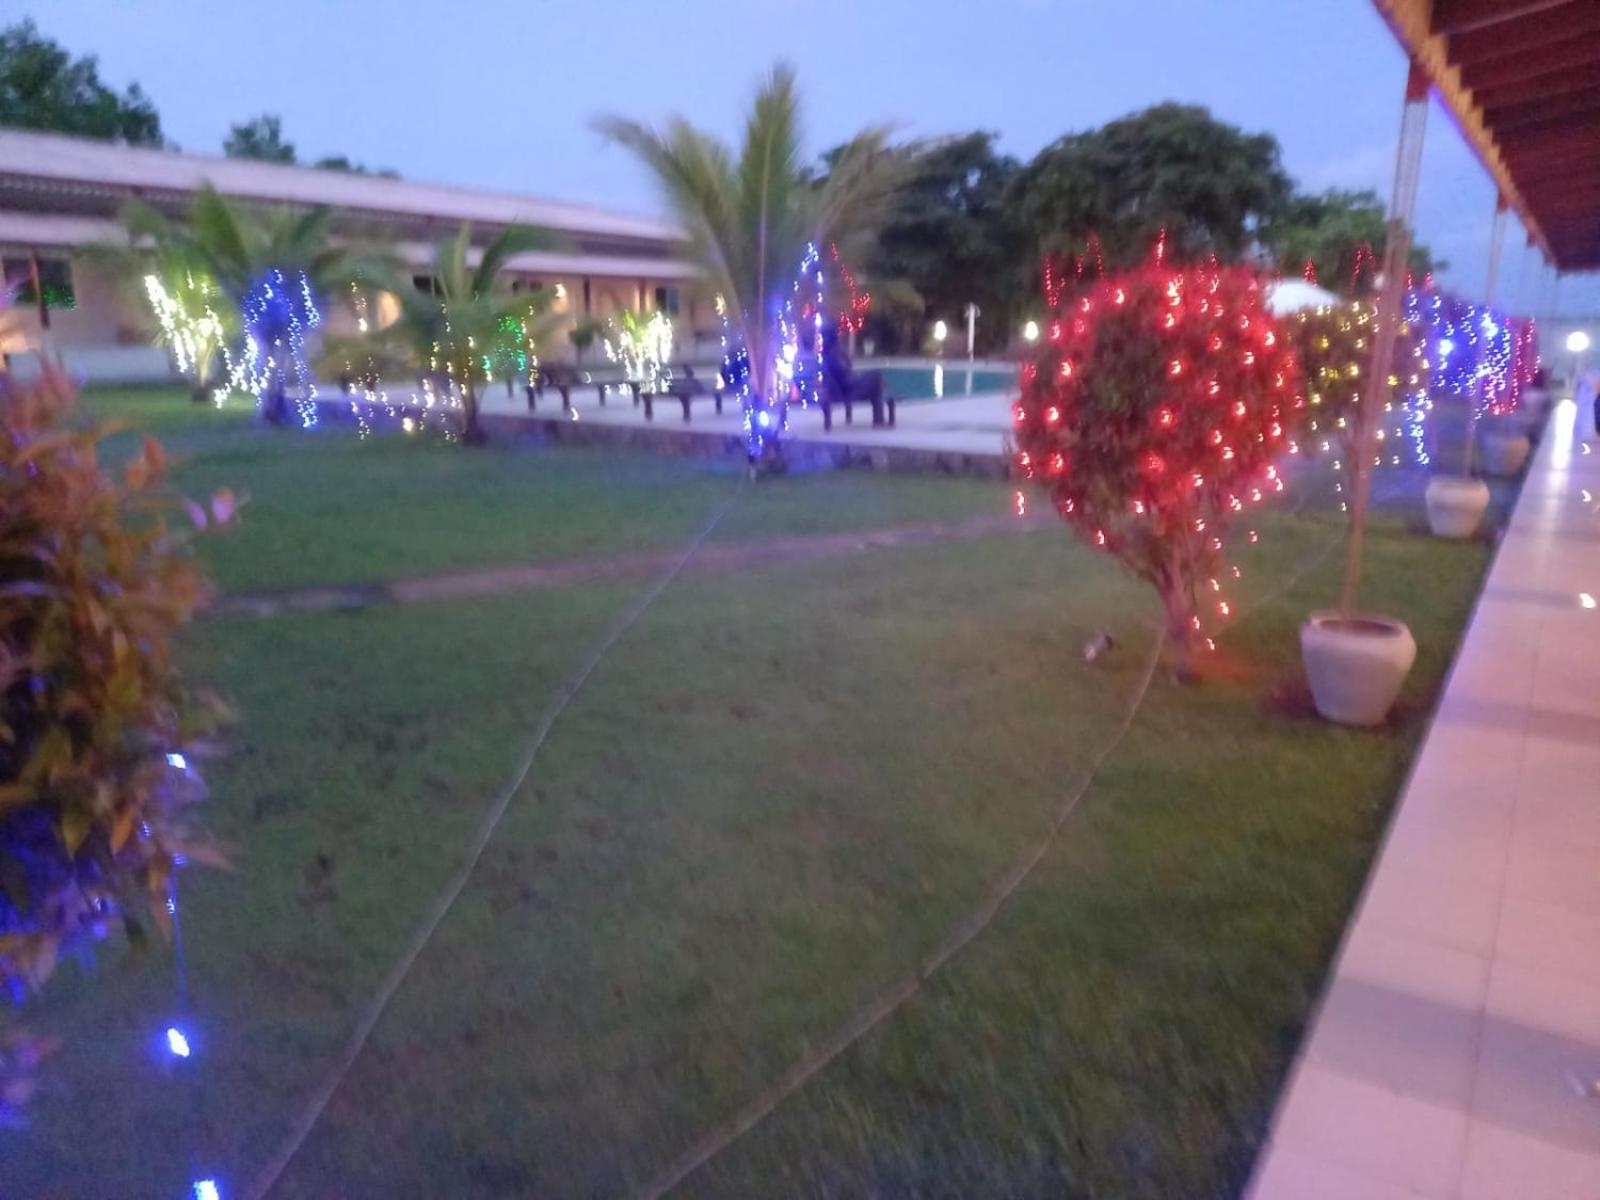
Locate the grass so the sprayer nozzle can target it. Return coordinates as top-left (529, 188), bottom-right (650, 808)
top-left (84, 387), bottom-right (1006, 594)
top-left (10, 388), bottom-right (1497, 1198)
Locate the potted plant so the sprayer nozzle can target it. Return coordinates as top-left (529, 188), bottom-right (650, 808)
top-left (1301, 226), bottom-right (1418, 726)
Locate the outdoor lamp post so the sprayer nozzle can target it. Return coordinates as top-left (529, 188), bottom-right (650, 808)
top-left (932, 319), bottom-right (947, 357)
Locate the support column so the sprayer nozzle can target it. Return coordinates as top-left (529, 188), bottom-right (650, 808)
top-left (1461, 194), bottom-right (1511, 472)
top-left (28, 250), bottom-right (50, 331)
top-left (1483, 195), bottom-right (1509, 308)
top-left (1340, 59), bottom-right (1429, 616)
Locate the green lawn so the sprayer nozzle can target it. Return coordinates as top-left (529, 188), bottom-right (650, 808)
top-left (12, 389), bottom-right (1495, 1198)
top-left (85, 387), bottom-right (1006, 594)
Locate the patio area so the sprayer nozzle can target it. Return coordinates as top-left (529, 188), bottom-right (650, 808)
top-left (1249, 392), bottom-right (1600, 1199)
top-left (473, 363), bottom-right (1018, 461)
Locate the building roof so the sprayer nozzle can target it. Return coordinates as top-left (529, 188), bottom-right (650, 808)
top-left (0, 126), bottom-right (680, 246)
top-left (1372, 0), bottom-right (1600, 271)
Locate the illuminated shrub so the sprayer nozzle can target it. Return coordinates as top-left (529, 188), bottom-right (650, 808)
top-left (1012, 260), bottom-right (1301, 677)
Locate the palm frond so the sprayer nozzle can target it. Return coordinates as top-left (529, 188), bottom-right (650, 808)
top-left (472, 224), bottom-right (560, 297)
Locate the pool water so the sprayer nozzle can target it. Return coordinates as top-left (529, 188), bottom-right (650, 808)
top-left (875, 364), bottom-right (1016, 400)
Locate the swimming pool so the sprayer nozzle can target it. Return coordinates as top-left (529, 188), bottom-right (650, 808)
top-left (876, 364), bottom-right (1016, 400)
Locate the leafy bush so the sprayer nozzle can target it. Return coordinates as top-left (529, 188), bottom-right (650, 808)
top-left (1, 370), bottom-right (228, 1112)
top-left (1012, 260), bottom-right (1301, 677)
top-left (1282, 299), bottom-right (1428, 462)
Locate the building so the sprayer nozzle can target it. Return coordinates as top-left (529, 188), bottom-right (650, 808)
top-left (0, 127), bottom-right (711, 379)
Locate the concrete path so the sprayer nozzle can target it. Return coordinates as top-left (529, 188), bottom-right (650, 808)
top-left (208, 512), bottom-right (1047, 619)
top-left (476, 371), bottom-right (1016, 458)
top-left (1248, 396), bottom-right (1600, 1199)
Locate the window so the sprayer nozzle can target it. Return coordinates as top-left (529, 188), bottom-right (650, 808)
top-left (654, 285), bottom-right (680, 316)
top-left (3, 257), bottom-right (75, 309)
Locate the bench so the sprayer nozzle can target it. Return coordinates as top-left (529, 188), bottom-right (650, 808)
top-left (817, 368), bottom-right (896, 431)
top-left (641, 374), bottom-right (727, 422)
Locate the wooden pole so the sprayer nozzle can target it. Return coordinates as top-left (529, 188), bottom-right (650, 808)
top-left (1463, 195), bottom-right (1510, 475)
top-left (1339, 60), bottom-right (1430, 619)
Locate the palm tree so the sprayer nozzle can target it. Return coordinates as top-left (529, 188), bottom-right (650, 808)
top-left (348, 223), bottom-right (558, 443)
top-left (79, 224), bottom-right (235, 404)
top-left (594, 63), bottom-right (903, 460)
top-left (174, 186), bottom-right (392, 426)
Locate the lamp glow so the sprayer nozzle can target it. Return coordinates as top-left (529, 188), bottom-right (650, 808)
top-left (1023, 320), bottom-right (1040, 342)
top-left (932, 320), bottom-right (948, 343)
top-left (193, 1180), bottom-right (219, 1200)
top-left (166, 1027), bottom-right (191, 1058)
top-left (1568, 330), bottom-right (1592, 354)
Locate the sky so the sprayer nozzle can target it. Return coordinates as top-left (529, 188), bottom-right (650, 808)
top-left (22, 0), bottom-right (1600, 315)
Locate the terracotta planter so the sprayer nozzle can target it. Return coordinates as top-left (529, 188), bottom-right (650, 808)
top-left (1301, 611), bottom-right (1417, 727)
top-left (1425, 475), bottom-right (1490, 539)
top-left (1479, 427), bottom-right (1531, 477)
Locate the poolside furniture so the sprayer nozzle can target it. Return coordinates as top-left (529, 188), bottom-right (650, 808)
top-left (640, 371), bottom-right (726, 422)
top-left (526, 363), bottom-right (576, 413)
top-left (818, 367), bottom-right (896, 431)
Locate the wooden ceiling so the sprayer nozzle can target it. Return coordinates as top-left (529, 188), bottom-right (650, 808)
top-left (1374, 0), bottom-right (1600, 271)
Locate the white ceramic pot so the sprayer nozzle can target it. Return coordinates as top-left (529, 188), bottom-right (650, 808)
top-left (1479, 428), bottom-right (1531, 477)
top-left (1301, 611), bottom-right (1417, 727)
top-left (1425, 475), bottom-right (1490, 539)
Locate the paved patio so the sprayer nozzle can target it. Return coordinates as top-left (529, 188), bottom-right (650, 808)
top-left (1249, 394), bottom-right (1600, 1199)
top-left (475, 366), bottom-right (1016, 459)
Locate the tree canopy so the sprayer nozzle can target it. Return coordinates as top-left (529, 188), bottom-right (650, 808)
top-left (224, 113), bottom-right (296, 163)
top-left (857, 132), bottom-right (1022, 352)
top-left (0, 19), bottom-right (162, 145)
top-left (1008, 103), bottom-right (1293, 271)
top-left (1262, 187), bottom-right (1442, 294)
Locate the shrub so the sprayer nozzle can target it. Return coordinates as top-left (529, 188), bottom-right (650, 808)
top-left (1012, 260), bottom-right (1301, 678)
top-left (1, 370), bottom-right (228, 1113)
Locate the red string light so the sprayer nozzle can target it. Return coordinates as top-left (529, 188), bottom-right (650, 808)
top-left (1011, 245), bottom-right (1301, 669)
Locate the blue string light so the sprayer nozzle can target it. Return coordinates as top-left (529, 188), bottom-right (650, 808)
top-left (722, 241), bottom-right (840, 460)
top-left (224, 269), bottom-right (322, 429)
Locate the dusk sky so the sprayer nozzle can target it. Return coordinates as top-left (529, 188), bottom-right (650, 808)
top-left (25, 0), bottom-right (1600, 314)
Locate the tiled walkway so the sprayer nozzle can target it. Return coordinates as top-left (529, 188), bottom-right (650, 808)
top-left (1248, 396), bottom-right (1600, 1199)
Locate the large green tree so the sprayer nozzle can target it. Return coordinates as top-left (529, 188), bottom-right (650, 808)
top-left (224, 113), bottom-right (296, 163)
top-left (0, 19), bottom-right (162, 144)
top-left (594, 63), bottom-right (902, 458)
top-left (1007, 103), bottom-right (1293, 272)
top-left (1263, 187), bottom-right (1442, 294)
top-left (853, 131), bottom-right (1021, 353)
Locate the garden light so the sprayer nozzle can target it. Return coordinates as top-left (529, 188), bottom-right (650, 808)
top-left (1023, 320), bottom-right (1039, 342)
top-left (932, 319), bottom-right (947, 343)
top-left (1569, 330), bottom-right (1592, 354)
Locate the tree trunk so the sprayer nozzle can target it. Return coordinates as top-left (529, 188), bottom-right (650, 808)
top-left (461, 385), bottom-right (485, 444)
top-left (1159, 570), bottom-right (1200, 684)
top-left (189, 383), bottom-right (210, 405)
top-left (262, 373), bottom-right (290, 426)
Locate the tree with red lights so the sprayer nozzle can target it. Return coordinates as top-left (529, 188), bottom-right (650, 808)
top-left (1013, 259), bottom-right (1301, 678)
